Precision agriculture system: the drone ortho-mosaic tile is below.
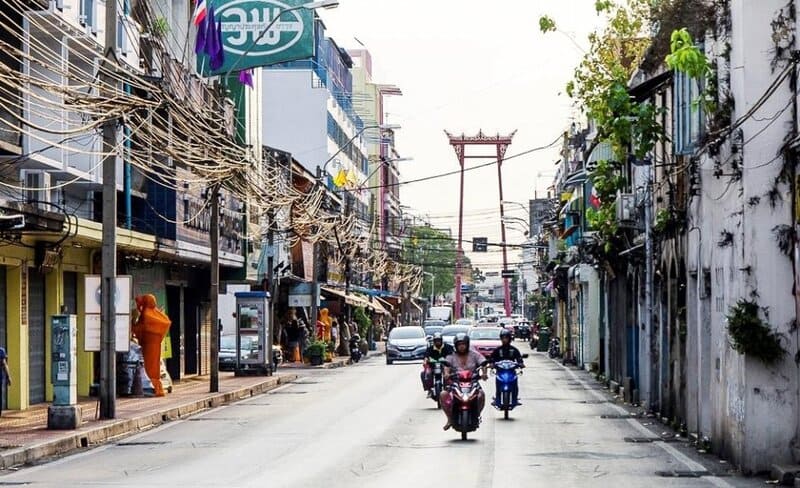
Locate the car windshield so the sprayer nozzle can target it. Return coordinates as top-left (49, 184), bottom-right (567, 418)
top-left (441, 326), bottom-right (469, 337)
top-left (389, 327), bottom-right (425, 339)
top-left (424, 326), bottom-right (444, 336)
top-left (424, 320), bottom-right (445, 327)
top-left (469, 328), bottom-right (501, 340)
top-left (455, 319), bottom-right (473, 325)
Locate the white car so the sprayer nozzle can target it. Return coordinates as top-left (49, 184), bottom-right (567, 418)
top-left (454, 318), bottom-right (475, 327)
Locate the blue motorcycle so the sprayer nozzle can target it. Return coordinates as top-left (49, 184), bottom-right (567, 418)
top-left (492, 359), bottom-right (523, 419)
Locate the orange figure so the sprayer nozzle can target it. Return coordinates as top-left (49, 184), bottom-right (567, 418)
top-left (133, 295), bottom-right (171, 397)
top-left (317, 308), bottom-right (332, 342)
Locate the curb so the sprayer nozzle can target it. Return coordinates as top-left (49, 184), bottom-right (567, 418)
top-left (0, 374), bottom-right (299, 470)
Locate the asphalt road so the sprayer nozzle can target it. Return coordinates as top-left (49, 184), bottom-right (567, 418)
top-left (1, 348), bottom-right (764, 487)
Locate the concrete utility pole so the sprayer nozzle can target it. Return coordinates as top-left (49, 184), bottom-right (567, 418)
top-left (210, 184), bottom-right (220, 392)
top-left (99, 0), bottom-right (119, 419)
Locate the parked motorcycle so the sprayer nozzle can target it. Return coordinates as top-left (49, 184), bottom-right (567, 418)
top-left (349, 334), bottom-right (362, 363)
top-left (447, 365), bottom-right (486, 440)
top-left (492, 359), bottom-right (522, 419)
top-left (514, 323), bottom-right (531, 341)
top-left (429, 358), bottom-right (446, 409)
top-left (548, 336), bottom-right (561, 359)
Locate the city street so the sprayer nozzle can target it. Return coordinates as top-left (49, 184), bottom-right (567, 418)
top-left (0, 349), bottom-right (762, 487)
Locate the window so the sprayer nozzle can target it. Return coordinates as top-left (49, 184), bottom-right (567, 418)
top-left (674, 71), bottom-right (703, 154)
top-left (80, 0), bottom-right (95, 33)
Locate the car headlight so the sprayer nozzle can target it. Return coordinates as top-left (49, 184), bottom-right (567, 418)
top-left (387, 344), bottom-right (399, 351)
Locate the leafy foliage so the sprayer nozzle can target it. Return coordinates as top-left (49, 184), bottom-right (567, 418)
top-left (354, 306), bottom-right (372, 339)
top-left (665, 28), bottom-right (716, 113)
top-left (727, 300), bottom-right (786, 365)
top-left (541, 1), bottom-right (663, 256)
top-left (403, 226), bottom-right (471, 298)
top-left (538, 15), bottom-right (557, 33)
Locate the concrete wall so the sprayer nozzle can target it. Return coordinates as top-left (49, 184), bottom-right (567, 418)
top-left (684, 0), bottom-right (800, 472)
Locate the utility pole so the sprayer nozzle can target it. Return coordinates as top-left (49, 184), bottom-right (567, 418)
top-left (266, 208), bottom-right (275, 373)
top-left (209, 184), bottom-right (220, 392)
top-left (644, 165), bottom-right (654, 410)
top-left (311, 241), bottom-right (319, 333)
top-left (99, 0), bottom-right (118, 419)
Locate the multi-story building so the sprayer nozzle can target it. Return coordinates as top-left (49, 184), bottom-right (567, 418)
top-left (0, 0), bottom-right (249, 410)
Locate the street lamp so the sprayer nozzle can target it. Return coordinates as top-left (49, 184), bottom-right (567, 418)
top-left (502, 215), bottom-right (530, 235)
top-left (224, 0), bottom-right (340, 79)
top-left (355, 156), bottom-right (413, 190)
top-left (318, 124), bottom-right (401, 181)
top-left (501, 200), bottom-right (530, 216)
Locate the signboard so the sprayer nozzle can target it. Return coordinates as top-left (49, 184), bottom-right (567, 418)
top-left (501, 270), bottom-right (517, 279)
top-left (288, 295), bottom-right (312, 307)
top-left (199, 0), bottom-right (315, 76)
top-left (83, 275), bottom-right (132, 352)
top-left (472, 237), bottom-right (488, 252)
top-left (485, 271), bottom-right (499, 277)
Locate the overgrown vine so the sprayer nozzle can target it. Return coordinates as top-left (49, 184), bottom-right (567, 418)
top-left (539, 0), bottom-right (663, 258)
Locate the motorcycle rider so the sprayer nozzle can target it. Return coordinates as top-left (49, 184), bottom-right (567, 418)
top-left (489, 329), bottom-right (525, 407)
top-left (420, 332), bottom-right (454, 397)
top-left (441, 332), bottom-right (487, 431)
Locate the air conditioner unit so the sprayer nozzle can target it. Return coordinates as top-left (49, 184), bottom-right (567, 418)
top-left (615, 192), bottom-right (636, 223)
top-left (20, 170), bottom-right (51, 209)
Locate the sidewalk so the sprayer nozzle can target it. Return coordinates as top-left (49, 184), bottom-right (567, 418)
top-left (0, 372), bottom-right (297, 470)
top-left (0, 345), bottom-right (385, 470)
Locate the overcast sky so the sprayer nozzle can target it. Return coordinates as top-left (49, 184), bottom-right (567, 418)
top-left (320, 0), bottom-right (604, 272)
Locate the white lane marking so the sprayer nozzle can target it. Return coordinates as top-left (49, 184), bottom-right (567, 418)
top-left (557, 362), bottom-right (735, 488)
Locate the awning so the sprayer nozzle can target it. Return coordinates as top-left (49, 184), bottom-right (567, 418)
top-left (321, 287), bottom-right (368, 307)
top-left (375, 296), bottom-right (394, 312)
top-left (369, 298), bottom-right (390, 315)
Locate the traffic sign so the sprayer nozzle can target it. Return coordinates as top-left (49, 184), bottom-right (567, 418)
top-left (472, 237), bottom-right (488, 252)
top-left (501, 270), bottom-right (517, 278)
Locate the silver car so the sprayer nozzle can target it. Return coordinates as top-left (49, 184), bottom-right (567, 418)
top-left (386, 326), bottom-right (428, 365)
top-left (441, 325), bottom-right (470, 346)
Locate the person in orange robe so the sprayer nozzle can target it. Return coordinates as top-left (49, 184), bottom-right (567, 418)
top-left (133, 295), bottom-right (171, 397)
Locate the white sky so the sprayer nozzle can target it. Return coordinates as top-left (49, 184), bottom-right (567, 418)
top-left (320, 0), bottom-right (605, 271)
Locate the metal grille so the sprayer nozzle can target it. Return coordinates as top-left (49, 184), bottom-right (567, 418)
top-left (28, 270), bottom-right (45, 404)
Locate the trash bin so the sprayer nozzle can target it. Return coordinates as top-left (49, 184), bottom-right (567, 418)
top-left (537, 329), bottom-right (551, 352)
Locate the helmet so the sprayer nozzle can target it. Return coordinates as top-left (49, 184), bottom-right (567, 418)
top-left (453, 332), bottom-right (470, 349)
top-left (432, 332), bottom-right (443, 342)
top-left (500, 329), bottom-right (512, 340)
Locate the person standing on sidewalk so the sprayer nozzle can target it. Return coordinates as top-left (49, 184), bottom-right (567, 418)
top-left (0, 346), bottom-right (11, 416)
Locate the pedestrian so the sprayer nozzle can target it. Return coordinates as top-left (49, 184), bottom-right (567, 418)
top-left (285, 310), bottom-right (302, 362)
top-left (0, 346), bottom-right (11, 417)
top-left (331, 318), bottom-right (339, 354)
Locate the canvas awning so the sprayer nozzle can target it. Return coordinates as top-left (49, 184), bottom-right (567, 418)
top-left (360, 295), bottom-right (389, 315)
top-left (321, 287), bottom-right (369, 307)
top-left (375, 296), bottom-right (394, 312)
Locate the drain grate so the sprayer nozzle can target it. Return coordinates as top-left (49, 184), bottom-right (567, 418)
top-left (116, 441), bottom-right (170, 446)
top-left (579, 400), bottom-right (609, 404)
top-left (0, 483), bottom-right (31, 486)
top-left (624, 437), bottom-right (659, 443)
top-left (601, 414), bottom-right (643, 419)
top-left (655, 470), bottom-right (712, 478)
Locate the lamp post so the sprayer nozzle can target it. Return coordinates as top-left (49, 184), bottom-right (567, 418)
top-left (223, 0), bottom-right (339, 79)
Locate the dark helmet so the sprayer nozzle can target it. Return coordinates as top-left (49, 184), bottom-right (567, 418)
top-left (454, 332), bottom-right (470, 349)
top-left (432, 332), bottom-right (443, 342)
top-left (500, 329), bottom-right (513, 340)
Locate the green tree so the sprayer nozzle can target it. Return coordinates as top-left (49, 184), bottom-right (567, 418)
top-left (402, 226), bottom-right (470, 299)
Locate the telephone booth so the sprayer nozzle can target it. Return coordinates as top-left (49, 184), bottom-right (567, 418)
top-left (234, 292), bottom-right (272, 376)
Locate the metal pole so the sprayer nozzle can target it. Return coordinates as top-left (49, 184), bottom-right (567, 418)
top-left (99, 0), bottom-right (118, 420)
top-left (311, 241), bottom-right (319, 335)
top-left (210, 184), bottom-right (220, 393)
top-left (266, 209), bottom-right (275, 374)
top-left (497, 150), bottom-right (512, 318)
top-left (454, 146), bottom-right (465, 320)
top-left (644, 165), bottom-right (654, 410)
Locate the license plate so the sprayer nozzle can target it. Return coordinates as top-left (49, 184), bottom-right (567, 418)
top-left (401, 352), bottom-right (411, 358)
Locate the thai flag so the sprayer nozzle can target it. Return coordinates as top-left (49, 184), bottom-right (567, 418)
top-left (192, 0), bottom-right (207, 27)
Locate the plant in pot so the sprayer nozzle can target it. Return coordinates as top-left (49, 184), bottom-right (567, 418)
top-left (354, 307), bottom-right (372, 355)
top-left (305, 340), bottom-right (327, 366)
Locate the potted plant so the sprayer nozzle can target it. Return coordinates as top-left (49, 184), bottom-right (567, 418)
top-left (324, 341), bottom-right (335, 362)
top-left (305, 340), bottom-right (327, 366)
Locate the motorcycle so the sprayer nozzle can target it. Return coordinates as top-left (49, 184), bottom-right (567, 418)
top-left (492, 359), bottom-right (522, 419)
top-left (429, 358), bottom-right (446, 409)
top-left (514, 323), bottom-right (531, 341)
top-left (548, 336), bottom-right (561, 359)
top-left (446, 365), bottom-right (486, 440)
top-left (349, 335), bottom-right (362, 363)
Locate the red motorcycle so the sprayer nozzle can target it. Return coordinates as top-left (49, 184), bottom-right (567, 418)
top-left (446, 366), bottom-right (485, 440)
